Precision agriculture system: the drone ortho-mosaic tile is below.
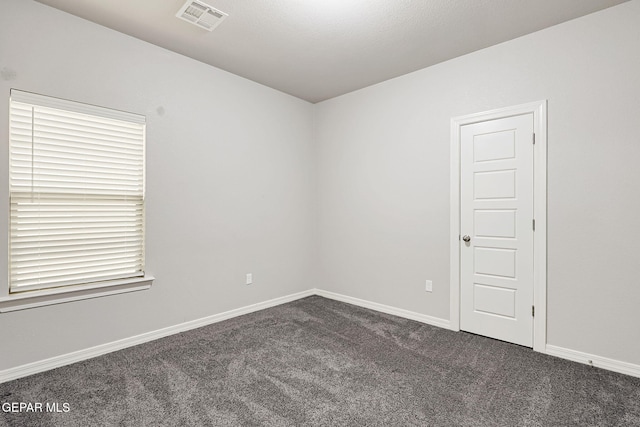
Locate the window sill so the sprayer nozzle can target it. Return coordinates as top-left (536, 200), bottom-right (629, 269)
top-left (0, 276), bottom-right (154, 313)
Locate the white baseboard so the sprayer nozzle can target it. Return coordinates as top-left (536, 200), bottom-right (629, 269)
top-left (545, 344), bottom-right (640, 379)
top-left (314, 289), bottom-right (451, 330)
top-left (0, 289), bottom-right (315, 384)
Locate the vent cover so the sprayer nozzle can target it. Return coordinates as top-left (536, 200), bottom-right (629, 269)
top-left (176, 0), bottom-right (228, 31)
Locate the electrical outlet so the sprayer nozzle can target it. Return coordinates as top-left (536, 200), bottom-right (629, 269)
top-left (246, 273), bottom-right (253, 285)
top-left (425, 280), bottom-right (433, 292)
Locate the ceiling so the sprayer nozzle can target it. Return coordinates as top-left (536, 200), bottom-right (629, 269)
top-left (35, 0), bottom-right (629, 103)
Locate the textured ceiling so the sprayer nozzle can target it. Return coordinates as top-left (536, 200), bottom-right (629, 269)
top-left (35, 0), bottom-right (629, 103)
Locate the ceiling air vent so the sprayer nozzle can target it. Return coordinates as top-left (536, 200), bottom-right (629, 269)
top-left (176, 0), bottom-right (228, 31)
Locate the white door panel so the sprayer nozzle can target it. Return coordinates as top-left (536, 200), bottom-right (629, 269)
top-left (474, 210), bottom-right (516, 238)
top-left (474, 284), bottom-right (516, 318)
top-left (473, 130), bottom-right (516, 162)
top-left (474, 247), bottom-right (516, 278)
top-left (473, 169), bottom-right (516, 199)
top-left (460, 113), bottom-right (534, 347)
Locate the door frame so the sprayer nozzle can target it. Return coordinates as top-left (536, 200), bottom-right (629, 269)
top-left (449, 100), bottom-right (547, 352)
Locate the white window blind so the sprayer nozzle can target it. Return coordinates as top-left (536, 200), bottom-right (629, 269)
top-left (9, 90), bottom-right (146, 293)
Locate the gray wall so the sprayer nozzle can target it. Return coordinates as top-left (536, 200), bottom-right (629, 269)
top-left (316, 1), bottom-right (640, 365)
top-left (0, 0), bottom-right (315, 370)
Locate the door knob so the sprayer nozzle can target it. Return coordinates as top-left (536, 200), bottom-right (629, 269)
top-left (462, 235), bottom-right (471, 242)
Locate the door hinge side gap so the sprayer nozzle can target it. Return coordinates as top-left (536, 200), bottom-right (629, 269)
top-left (532, 305), bottom-right (535, 317)
top-left (532, 219), bottom-right (536, 231)
top-left (533, 133), bottom-right (536, 144)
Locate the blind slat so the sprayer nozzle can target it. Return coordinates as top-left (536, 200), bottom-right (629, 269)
top-left (12, 245), bottom-right (144, 260)
top-left (33, 130), bottom-right (145, 152)
top-left (12, 262), bottom-right (143, 279)
top-left (11, 160), bottom-right (143, 177)
top-left (13, 254), bottom-right (143, 271)
top-left (16, 143), bottom-right (143, 164)
top-left (11, 237), bottom-right (144, 250)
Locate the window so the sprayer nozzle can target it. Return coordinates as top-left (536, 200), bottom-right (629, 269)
top-left (6, 90), bottom-right (149, 306)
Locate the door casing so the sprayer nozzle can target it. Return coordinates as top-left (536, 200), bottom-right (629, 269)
top-left (449, 100), bottom-right (547, 352)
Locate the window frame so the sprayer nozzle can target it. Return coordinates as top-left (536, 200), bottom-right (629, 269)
top-left (1, 90), bottom-right (153, 312)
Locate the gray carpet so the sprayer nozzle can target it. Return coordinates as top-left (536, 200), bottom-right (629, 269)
top-left (1, 296), bottom-right (639, 426)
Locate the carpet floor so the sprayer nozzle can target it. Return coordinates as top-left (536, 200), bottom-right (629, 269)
top-left (1, 296), bottom-right (639, 426)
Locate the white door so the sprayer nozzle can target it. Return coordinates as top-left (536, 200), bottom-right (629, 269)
top-left (460, 113), bottom-right (534, 347)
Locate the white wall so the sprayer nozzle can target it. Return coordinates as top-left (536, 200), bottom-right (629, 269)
top-left (0, 0), bottom-right (315, 370)
top-left (316, 1), bottom-right (640, 365)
